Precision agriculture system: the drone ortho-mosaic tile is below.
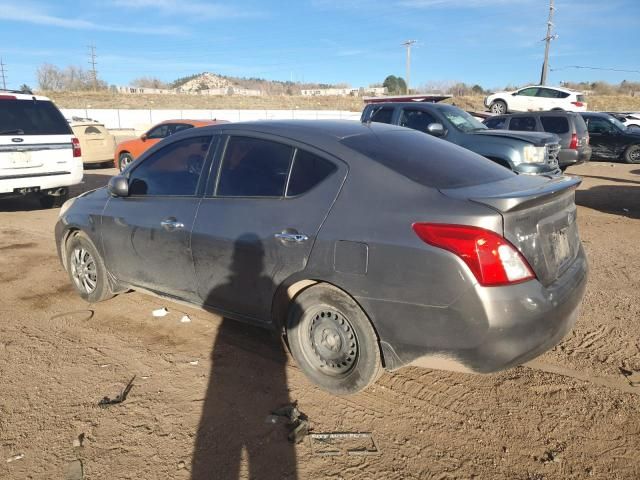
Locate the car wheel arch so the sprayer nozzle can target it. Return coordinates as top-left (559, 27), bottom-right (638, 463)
top-left (274, 279), bottom-right (387, 368)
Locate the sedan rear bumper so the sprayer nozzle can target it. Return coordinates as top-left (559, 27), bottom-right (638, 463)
top-left (361, 246), bottom-right (588, 373)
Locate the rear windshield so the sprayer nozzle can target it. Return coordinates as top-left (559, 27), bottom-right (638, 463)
top-left (341, 129), bottom-right (514, 189)
top-left (0, 99), bottom-right (71, 135)
top-left (573, 115), bottom-right (588, 135)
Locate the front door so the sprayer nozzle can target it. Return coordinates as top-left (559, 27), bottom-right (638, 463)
top-left (191, 134), bottom-right (345, 323)
top-left (584, 116), bottom-right (620, 160)
top-left (101, 134), bottom-right (215, 301)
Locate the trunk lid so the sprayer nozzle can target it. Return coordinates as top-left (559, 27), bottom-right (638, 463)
top-left (440, 175), bottom-right (582, 286)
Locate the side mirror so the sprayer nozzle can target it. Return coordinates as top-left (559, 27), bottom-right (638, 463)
top-left (427, 123), bottom-right (445, 137)
top-left (141, 133), bottom-right (148, 142)
top-left (512, 92), bottom-right (518, 96)
top-left (108, 175), bottom-right (129, 197)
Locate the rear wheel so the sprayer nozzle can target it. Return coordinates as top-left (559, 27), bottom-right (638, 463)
top-left (286, 284), bottom-right (382, 395)
top-left (490, 100), bottom-right (507, 114)
top-left (66, 232), bottom-right (114, 303)
top-left (38, 189), bottom-right (68, 209)
top-left (623, 144), bottom-right (640, 164)
top-left (118, 152), bottom-right (134, 171)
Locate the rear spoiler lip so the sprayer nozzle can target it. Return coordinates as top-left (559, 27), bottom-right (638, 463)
top-left (439, 175), bottom-right (582, 213)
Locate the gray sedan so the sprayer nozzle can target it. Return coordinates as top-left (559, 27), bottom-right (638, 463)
top-left (55, 120), bottom-right (588, 395)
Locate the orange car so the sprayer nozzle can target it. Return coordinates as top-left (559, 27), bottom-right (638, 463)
top-left (114, 119), bottom-right (227, 171)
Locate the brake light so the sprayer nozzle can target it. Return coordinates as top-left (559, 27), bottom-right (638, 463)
top-left (0, 95), bottom-right (16, 100)
top-left (571, 101), bottom-right (584, 107)
top-left (412, 223), bottom-right (535, 286)
top-left (72, 137), bottom-right (81, 158)
top-left (569, 133), bottom-right (578, 150)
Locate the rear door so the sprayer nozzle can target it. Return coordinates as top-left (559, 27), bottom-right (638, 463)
top-left (191, 133), bottom-right (346, 323)
top-left (0, 96), bottom-right (74, 184)
top-left (101, 134), bottom-right (215, 301)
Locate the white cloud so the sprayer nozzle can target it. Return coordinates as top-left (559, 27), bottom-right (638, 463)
top-left (110, 0), bottom-right (261, 19)
top-left (0, 2), bottom-right (184, 35)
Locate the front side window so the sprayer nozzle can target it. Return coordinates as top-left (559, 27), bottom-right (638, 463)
top-left (509, 116), bottom-right (537, 131)
top-left (438, 106), bottom-right (486, 132)
top-left (368, 107), bottom-right (394, 124)
top-left (287, 149), bottom-right (336, 196)
top-left (517, 88), bottom-right (539, 97)
top-left (586, 117), bottom-right (617, 134)
top-left (540, 116), bottom-right (569, 134)
top-left (217, 136), bottom-right (293, 197)
top-left (399, 109), bottom-right (438, 133)
top-left (146, 124), bottom-right (170, 139)
top-left (128, 136), bottom-right (212, 196)
top-left (484, 117), bottom-right (506, 129)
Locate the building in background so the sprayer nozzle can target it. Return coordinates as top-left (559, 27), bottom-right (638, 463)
top-left (301, 87), bottom-right (387, 97)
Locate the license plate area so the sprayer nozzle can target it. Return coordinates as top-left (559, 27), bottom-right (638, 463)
top-left (13, 186), bottom-right (40, 194)
top-left (550, 227), bottom-right (571, 267)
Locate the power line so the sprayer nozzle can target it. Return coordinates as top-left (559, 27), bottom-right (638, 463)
top-left (401, 40), bottom-right (417, 94)
top-left (550, 65), bottom-right (640, 74)
top-left (540, 0), bottom-right (557, 86)
top-left (88, 44), bottom-right (97, 90)
top-left (0, 58), bottom-right (7, 90)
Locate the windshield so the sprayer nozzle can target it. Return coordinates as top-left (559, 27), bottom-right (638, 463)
top-left (437, 105), bottom-right (487, 133)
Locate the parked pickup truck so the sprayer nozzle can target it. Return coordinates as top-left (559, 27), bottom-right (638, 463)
top-left (361, 101), bottom-right (562, 176)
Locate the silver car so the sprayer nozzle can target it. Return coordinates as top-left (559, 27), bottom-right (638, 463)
top-left (55, 120), bottom-right (588, 395)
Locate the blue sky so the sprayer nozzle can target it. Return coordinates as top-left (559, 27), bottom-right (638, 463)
top-left (0, 0), bottom-right (638, 91)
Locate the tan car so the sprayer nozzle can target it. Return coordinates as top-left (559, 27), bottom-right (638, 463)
top-left (70, 120), bottom-right (117, 166)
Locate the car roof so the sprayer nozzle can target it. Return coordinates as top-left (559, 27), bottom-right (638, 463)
top-left (580, 112), bottom-right (611, 118)
top-left (0, 91), bottom-right (52, 101)
top-left (519, 85), bottom-right (580, 94)
top-left (156, 119), bottom-right (222, 126)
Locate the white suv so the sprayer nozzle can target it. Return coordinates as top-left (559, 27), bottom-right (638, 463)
top-left (0, 91), bottom-right (83, 208)
top-left (485, 86), bottom-right (587, 115)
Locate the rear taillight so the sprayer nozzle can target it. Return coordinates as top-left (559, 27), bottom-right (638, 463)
top-left (571, 101), bottom-right (584, 107)
top-left (569, 133), bottom-right (578, 150)
top-left (0, 95), bottom-right (16, 100)
top-left (412, 223), bottom-right (535, 287)
top-left (72, 137), bottom-right (81, 158)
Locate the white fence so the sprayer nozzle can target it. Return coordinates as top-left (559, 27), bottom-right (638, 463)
top-left (61, 108), bottom-right (361, 131)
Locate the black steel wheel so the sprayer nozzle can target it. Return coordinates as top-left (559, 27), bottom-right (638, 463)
top-left (286, 284), bottom-right (382, 395)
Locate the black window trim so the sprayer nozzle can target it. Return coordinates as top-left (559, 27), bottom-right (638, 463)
top-left (124, 133), bottom-right (216, 198)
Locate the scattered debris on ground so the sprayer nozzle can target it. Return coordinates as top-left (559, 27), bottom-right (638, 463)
top-left (152, 307), bottom-right (168, 317)
top-left (309, 432), bottom-right (381, 456)
top-left (6, 454), bottom-right (24, 463)
top-left (271, 402), bottom-right (309, 443)
top-left (98, 376), bottom-right (136, 407)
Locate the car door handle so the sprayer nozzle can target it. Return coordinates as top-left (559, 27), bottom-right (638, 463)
top-left (161, 218), bottom-right (185, 231)
top-left (274, 232), bottom-right (308, 243)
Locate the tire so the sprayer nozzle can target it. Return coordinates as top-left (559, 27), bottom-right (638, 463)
top-left (490, 100), bottom-right (507, 114)
top-left (65, 232), bottom-right (114, 303)
top-left (38, 189), bottom-right (68, 209)
top-left (623, 144), bottom-right (640, 164)
top-left (286, 284), bottom-right (382, 395)
top-left (118, 152), bottom-right (134, 172)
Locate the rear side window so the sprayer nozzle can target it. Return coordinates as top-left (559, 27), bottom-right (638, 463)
top-left (0, 99), bottom-right (71, 135)
top-left (217, 136), bottom-right (293, 197)
top-left (173, 124), bottom-right (194, 134)
top-left (287, 150), bottom-right (336, 197)
top-left (341, 130), bottom-right (513, 189)
top-left (128, 136), bottom-right (212, 196)
top-left (540, 116), bottom-right (569, 134)
top-left (484, 117), bottom-right (506, 129)
top-left (509, 117), bottom-right (537, 131)
top-left (368, 107), bottom-right (394, 124)
top-left (576, 95), bottom-right (586, 102)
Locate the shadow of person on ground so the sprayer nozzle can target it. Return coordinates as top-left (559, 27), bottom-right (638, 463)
top-left (192, 234), bottom-right (297, 480)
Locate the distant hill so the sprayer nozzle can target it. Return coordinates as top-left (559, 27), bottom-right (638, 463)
top-left (171, 71), bottom-right (349, 95)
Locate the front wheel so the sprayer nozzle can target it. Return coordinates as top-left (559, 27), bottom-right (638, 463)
top-left (286, 285), bottom-right (382, 395)
top-left (490, 100), bottom-right (507, 114)
top-left (66, 232), bottom-right (114, 303)
top-left (118, 152), bottom-right (134, 172)
top-left (623, 144), bottom-right (640, 164)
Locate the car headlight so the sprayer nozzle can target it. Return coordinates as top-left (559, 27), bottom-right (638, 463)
top-left (59, 197), bottom-right (76, 218)
top-left (522, 145), bottom-right (546, 164)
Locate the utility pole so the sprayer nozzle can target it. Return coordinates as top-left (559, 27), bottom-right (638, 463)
top-left (0, 58), bottom-right (7, 90)
top-left (401, 40), bottom-right (417, 94)
top-left (88, 44), bottom-right (98, 91)
top-left (540, 0), bottom-right (557, 85)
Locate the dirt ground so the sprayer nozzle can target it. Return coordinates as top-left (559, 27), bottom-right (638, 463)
top-left (0, 161), bottom-right (639, 480)
top-left (45, 91), bottom-right (640, 114)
